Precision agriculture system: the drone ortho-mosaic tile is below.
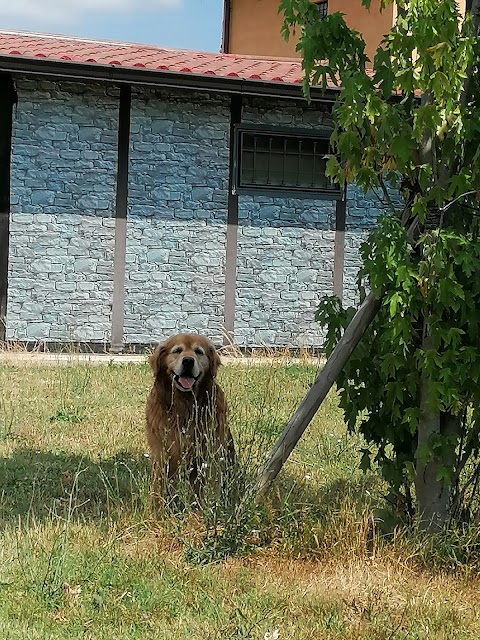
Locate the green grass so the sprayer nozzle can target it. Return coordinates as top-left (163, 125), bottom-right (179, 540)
top-left (0, 359), bottom-right (479, 639)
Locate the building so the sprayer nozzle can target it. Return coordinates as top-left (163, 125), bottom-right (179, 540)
top-left (221, 0), bottom-right (469, 63)
top-left (221, 0), bottom-right (396, 62)
top-left (0, 30), bottom-right (381, 351)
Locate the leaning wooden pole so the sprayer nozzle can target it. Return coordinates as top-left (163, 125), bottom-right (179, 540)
top-left (254, 0), bottom-right (480, 503)
top-left (255, 213), bottom-right (420, 499)
top-left (255, 289), bottom-right (381, 498)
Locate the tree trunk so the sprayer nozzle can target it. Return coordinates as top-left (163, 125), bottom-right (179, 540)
top-left (413, 0), bottom-right (480, 531)
top-left (415, 333), bottom-right (461, 531)
top-left (415, 371), bottom-right (446, 530)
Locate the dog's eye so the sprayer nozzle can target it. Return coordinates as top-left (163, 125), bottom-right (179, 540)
top-left (172, 347), bottom-right (183, 354)
top-left (194, 348), bottom-right (205, 356)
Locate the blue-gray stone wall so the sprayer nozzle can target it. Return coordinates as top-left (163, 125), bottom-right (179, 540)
top-left (6, 81), bottom-right (383, 348)
top-left (124, 89), bottom-right (230, 344)
top-left (235, 98), bottom-right (336, 347)
top-left (344, 186), bottom-right (395, 307)
top-left (7, 80), bottom-right (118, 342)
top-left (236, 195), bottom-right (335, 347)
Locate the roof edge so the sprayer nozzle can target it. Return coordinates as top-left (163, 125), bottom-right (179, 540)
top-left (0, 54), bottom-right (338, 102)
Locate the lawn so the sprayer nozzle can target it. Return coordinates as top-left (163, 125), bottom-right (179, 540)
top-left (0, 358), bottom-right (479, 639)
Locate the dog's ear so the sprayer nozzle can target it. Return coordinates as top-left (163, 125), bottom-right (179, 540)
top-left (149, 343), bottom-right (166, 378)
top-left (209, 345), bottom-right (221, 378)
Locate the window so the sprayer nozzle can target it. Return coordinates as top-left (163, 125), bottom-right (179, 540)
top-left (234, 126), bottom-right (340, 198)
top-left (315, 0), bottom-right (328, 19)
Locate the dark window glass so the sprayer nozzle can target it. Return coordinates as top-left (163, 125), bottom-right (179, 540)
top-left (315, 1), bottom-right (328, 20)
top-left (238, 131), bottom-right (339, 195)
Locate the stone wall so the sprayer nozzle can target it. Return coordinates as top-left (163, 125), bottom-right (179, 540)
top-left (8, 80), bottom-right (118, 342)
top-left (343, 185), bottom-right (400, 307)
top-left (235, 195), bottom-right (335, 347)
top-left (5, 81), bottom-right (384, 348)
top-left (124, 89), bottom-right (230, 344)
top-left (235, 98), bottom-right (336, 347)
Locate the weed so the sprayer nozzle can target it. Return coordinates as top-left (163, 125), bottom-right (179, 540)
top-left (49, 365), bottom-right (91, 424)
top-left (0, 393), bottom-right (15, 440)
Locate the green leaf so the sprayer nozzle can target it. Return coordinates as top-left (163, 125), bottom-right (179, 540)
top-left (325, 155), bottom-right (342, 181)
top-left (360, 449), bottom-right (372, 472)
top-left (404, 461), bottom-right (416, 483)
top-left (416, 443), bottom-right (433, 465)
top-left (389, 134), bottom-right (417, 167)
top-left (412, 197), bottom-right (428, 221)
top-left (389, 292), bottom-right (401, 318)
top-left (436, 465), bottom-right (453, 485)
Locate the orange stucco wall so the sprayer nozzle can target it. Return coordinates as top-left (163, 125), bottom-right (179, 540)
top-left (228, 0), bottom-right (395, 62)
top-left (330, 0), bottom-right (394, 62)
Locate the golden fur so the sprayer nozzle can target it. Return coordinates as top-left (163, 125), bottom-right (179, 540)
top-left (145, 333), bottom-right (235, 500)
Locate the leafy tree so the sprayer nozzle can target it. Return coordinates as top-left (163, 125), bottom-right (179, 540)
top-left (279, 0), bottom-right (480, 530)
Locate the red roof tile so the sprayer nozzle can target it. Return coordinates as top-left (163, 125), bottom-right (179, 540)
top-left (0, 30), bottom-right (310, 87)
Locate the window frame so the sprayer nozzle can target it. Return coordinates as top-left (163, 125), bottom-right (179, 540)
top-left (232, 124), bottom-right (341, 200)
top-left (314, 0), bottom-right (328, 20)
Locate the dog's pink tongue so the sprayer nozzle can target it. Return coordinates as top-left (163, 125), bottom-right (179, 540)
top-left (179, 376), bottom-right (195, 390)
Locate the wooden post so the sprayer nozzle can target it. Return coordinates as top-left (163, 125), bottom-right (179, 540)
top-left (110, 85), bottom-right (131, 353)
top-left (255, 289), bottom-right (381, 498)
top-left (333, 197), bottom-right (346, 301)
top-left (223, 94), bottom-right (242, 345)
top-left (0, 211), bottom-right (8, 341)
top-left (0, 74), bottom-right (15, 342)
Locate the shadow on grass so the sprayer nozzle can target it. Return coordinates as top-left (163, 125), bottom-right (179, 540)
top-left (280, 473), bottom-right (378, 513)
top-left (265, 473), bottom-right (381, 535)
top-left (0, 448), bottom-right (151, 525)
top-left (0, 446), bottom-right (380, 558)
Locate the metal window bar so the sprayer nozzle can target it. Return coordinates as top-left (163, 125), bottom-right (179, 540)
top-left (297, 139), bottom-right (302, 187)
top-left (316, 1), bottom-right (328, 19)
top-left (239, 130), bottom-right (338, 193)
top-left (267, 136), bottom-right (272, 185)
top-left (327, 141), bottom-right (335, 190)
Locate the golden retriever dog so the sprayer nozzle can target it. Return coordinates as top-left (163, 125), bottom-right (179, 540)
top-left (145, 333), bottom-right (235, 503)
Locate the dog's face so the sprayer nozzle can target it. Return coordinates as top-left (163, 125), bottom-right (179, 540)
top-left (150, 333), bottom-right (221, 393)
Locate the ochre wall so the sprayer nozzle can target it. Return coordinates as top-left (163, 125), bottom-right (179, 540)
top-left (330, 0), bottom-right (394, 62)
top-left (228, 0), bottom-right (394, 62)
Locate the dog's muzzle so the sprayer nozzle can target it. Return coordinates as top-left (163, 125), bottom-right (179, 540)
top-left (173, 356), bottom-right (200, 392)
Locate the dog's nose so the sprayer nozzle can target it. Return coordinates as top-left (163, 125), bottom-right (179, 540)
top-left (182, 356), bottom-right (195, 369)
